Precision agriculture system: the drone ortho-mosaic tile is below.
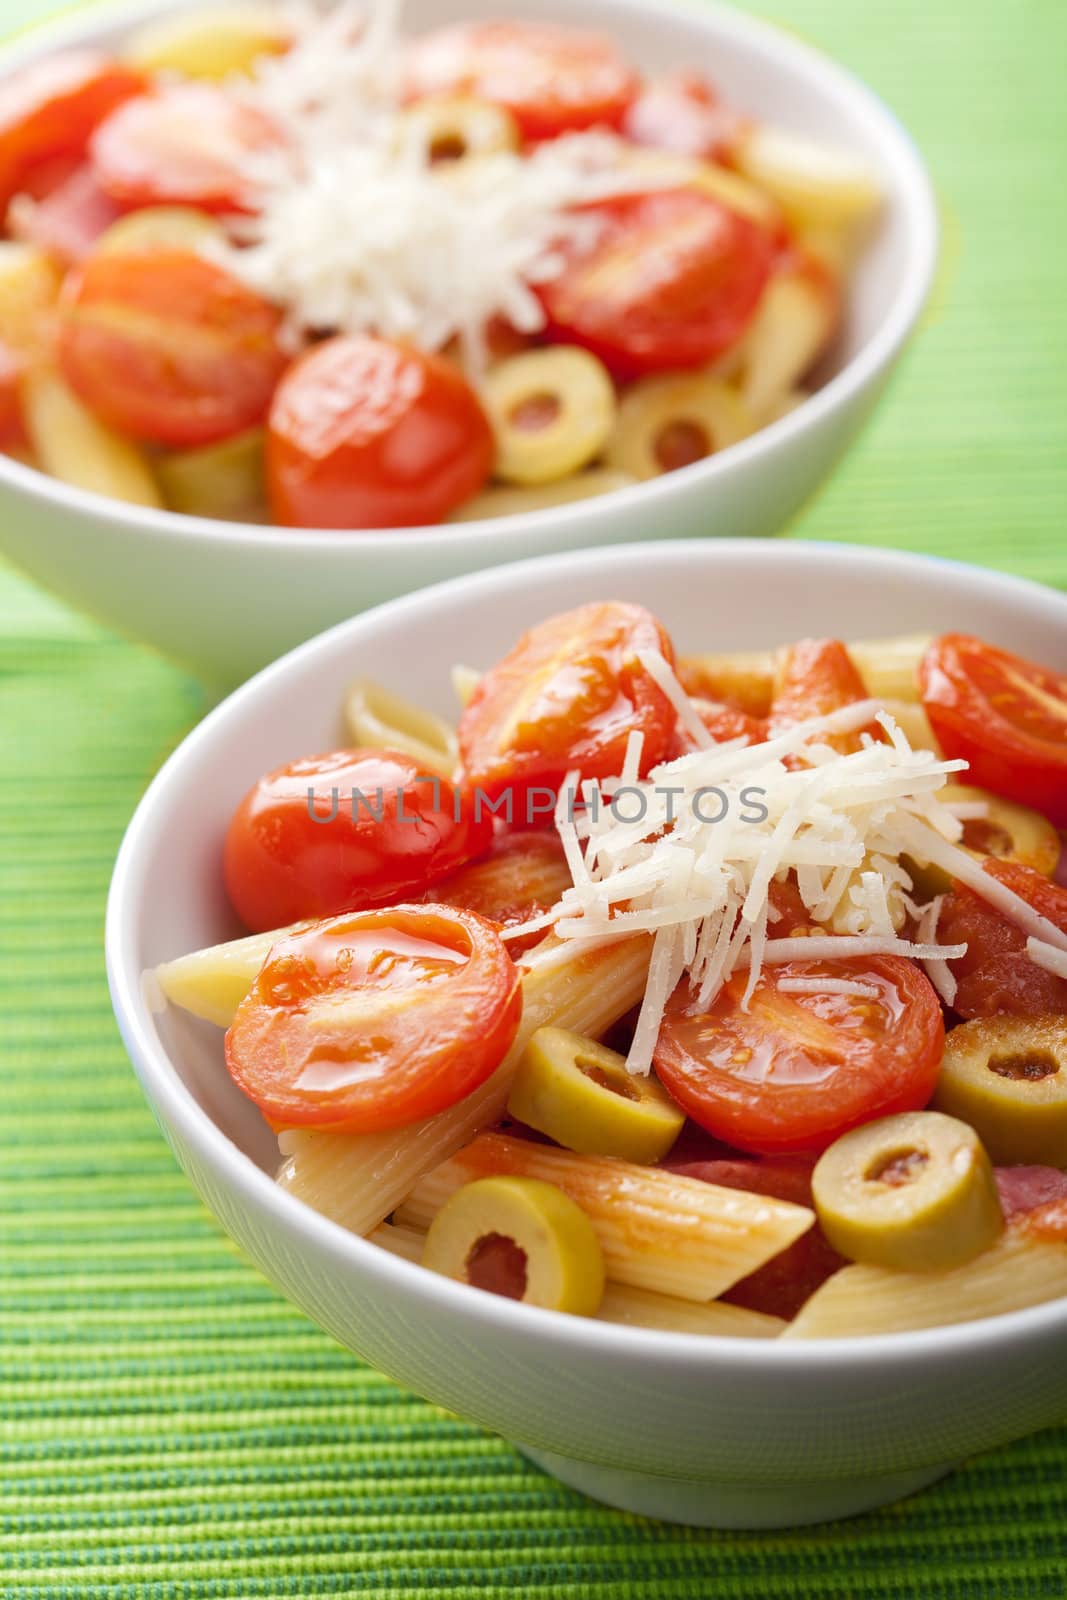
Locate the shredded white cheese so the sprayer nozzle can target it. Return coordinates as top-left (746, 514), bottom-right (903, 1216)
top-left (216, 0), bottom-right (660, 365)
top-left (776, 977), bottom-right (881, 1000)
top-left (1027, 938), bottom-right (1067, 982)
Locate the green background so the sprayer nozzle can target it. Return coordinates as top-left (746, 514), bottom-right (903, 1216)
top-left (2, 0), bottom-right (1066, 1594)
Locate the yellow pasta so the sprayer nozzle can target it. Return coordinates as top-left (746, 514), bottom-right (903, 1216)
top-left (122, 3), bottom-right (290, 78)
top-left (449, 470), bottom-right (636, 522)
top-left (783, 1232), bottom-right (1067, 1339)
top-left (845, 635), bottom-right (930, 703)
top-left (680, 633), bottom-right (930, 713)
top-left (22, 369), bottom-right (163, 508)
top-left (0, 243), bottom-right (61, 357)
top-left (155, 926), bottom-right (296, 1027)
top-left (734, 125), bottom-right (883, 230)
top-left (395, 1130), bottom-right (814, 1302)
top-left (598, 1284), bottom-right (785, 1339)
top-left (368, 1222), bottom-right (426, 1264)
top-left (343, 678), bottom-right (457, 778)
top-left (274, 936), bottom-right (652, 1238)
top-left (736, 270), bottom-right (836, 419)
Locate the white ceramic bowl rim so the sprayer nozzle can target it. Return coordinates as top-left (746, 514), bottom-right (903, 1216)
top-left (0, 0), bottom-right (938, 553)
top-left (107, 538), bottom-right (1067, 1370)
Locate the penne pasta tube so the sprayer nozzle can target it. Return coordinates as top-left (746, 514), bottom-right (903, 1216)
top-left (22, 368), bottom-right (163, 507)
top-left (395, 1130), bottom-right (814, 1302)
top-left (679, 633), bottom-right (931, 714)
top-left (879, 698), bottom-right (941, 755)
top-left (370, 1223), bottom-right (785, 1337)
top-left (597, 1284), bottom-right (785, 1338)
top-left (155, 925), bottom-right (300, 1027)
top-left (343, 678), bottom-right (457, 778)
top-left (783, 1232), bottom-right (1067, 1339)
top-left (275, 935), bottom-right (653, 1238)
top-left (451, 664), bottom-right (481, 708)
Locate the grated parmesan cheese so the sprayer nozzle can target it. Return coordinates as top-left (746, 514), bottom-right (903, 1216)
top-left (215, 0), bottom-right (662, 366)
top-left (503, 652), bottom-right (1066, 1075)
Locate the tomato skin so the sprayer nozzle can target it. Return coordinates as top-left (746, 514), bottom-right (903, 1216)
top-left (224, 748), bottom-right (494, 933)
top-left (0, 53), bottom-right (146, 215)
top-left (920, 634), bottom-right (1067, 827)
top-left (225, 905), bottom-right (522, 1132)
top-left (667, 1157), bottom-right (844, 1318)
top-left (766, 637), bottom-right (873, 754)
top-left (0, 341), bottom-right (27, 449)
top-left (654, 957), bottom-right (945, 1156)
top-left (405, 21), bottom-right (639, 141)
top-left (90, 84), bottom-right (277, 215)
top-left (57, 245), bottom-right (285, 447)
top-left (539, 188), bottom-right (773, 378)
top-left (423, 831), bottom-right (573, 954)
top-left (458, 601), bottom-right (677, 816)
top-left (621, 72), bottom-right (736, 162)
top-left (13, 164), bottom-right (121, 264)
top-left (267, 335), bottom-right (493, 529)
top-left (670, 696), bottom-right (766, 756)
top-left (939, 859), bottom-right (1067, 1019)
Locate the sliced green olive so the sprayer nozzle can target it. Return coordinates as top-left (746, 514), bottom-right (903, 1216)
top-left (483, 347), bottom-right (616, 485)
top-left (507, 1027), bottom-right (684, 1163)
top-left (421, 1175), bottom-right (605, 1315)
top-left (935, 1015), bottom-right (1067, 1167)
top-left (812, 1110), bottom-right (1003, 1272)
top-left (397, 95), bottom-right (519, 163)
top-left (604, 373), bottom-right (752, 481)
top-left (909, 784), bottom-right (1062, 899)
top-left (156, 427), bottom-right (267, 522)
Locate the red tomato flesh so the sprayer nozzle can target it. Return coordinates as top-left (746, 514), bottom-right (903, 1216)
top-left (13, 164), bottom-right (121, 264)
top-left (920, 633), bottom-right (1067, 827)
top-left (405, 21), bottom-right (639, 141)
top-left (539, 188), bottom-right (773, 378)
top-left (90, 84), bottom-right (278, 215)
top-left (939, 859), bottom-right (1067, 1019)
top-left (224, 747), bottom-right (493, 933)
top-left (667, 1157), bottom-right (844, 1318)
top-left (58, 245), bottom-right (285, 447)
top-left (670, 695), bottom-right (766, 757)
top-left (423, 831), bottom-right (573, 954)
top-left (621, 72), bottom-right (737, 162)
top-left (0, 341), bottom-right (27, 449)
top-left (457, 601), bottom-right (677, 817)
top-left (766, 637), bottom-right (875, 755)
top-left (267, 334), bottom-right (493, 529)
top-left (654, 957), bottom-right (945, 1155)
top-left (225, 905), bottom-right (522, 1132)
top-left (0, 52), bottom-right (145, 215)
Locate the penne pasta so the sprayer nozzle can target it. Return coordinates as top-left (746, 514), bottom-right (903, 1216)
top-left (679, 633), bottom-right (931, 714)
top-left (451, 664), bottom-right (481, 708)
top-left (343, 678), bottom-right (458, 778)
top-left (274, 936), bottom-right (653, 1238)
top-left (395, 1130), bottom-right (814, 1302)
top-left (155, 925), bottom-right (299, 1027)
top-left (22, 368), bottom-right (163, 508)
top-left (783, 1232), bottom-right (1067, 1339)
top-left (598, 1283), bottom-right (785, 1339)
top-left (879, 698), bottom-right (941, 754)
top-left (368, 1221), bottom-right (427, 1264)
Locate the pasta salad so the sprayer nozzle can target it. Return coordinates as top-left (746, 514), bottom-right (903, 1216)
top-left (155, 606), bottom-right (1067, 1339)
top-left (0, 1), bottom-right (881, 526)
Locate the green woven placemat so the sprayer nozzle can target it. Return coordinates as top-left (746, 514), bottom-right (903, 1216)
top-left (2, 0), bottom-right (1066, 1594)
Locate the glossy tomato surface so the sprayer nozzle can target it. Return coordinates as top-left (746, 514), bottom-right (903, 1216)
top-left (766, 637), bottom-right (873, 754)
top-left (267, 335), bottom-right (493, 529)
top-left (58, 245), bottom-right (285, 446)
top-left (654, 957), bottom-right (945, 1155)
top-left (424, 831), bottom-right (573, 954)
top-left (538, 188), bottom-right (773, 377)
top-left (225, 906), bottom-right (521, 1131)
top-left (940, 859), bottom-right (1067, 1018)
top-left (0, 52), bottom-right (145, 214)
top-left (405, 20), bottom-right (639, 141)
top-left (224, 747), bottom-right (493, 932)
top-left (90, 84), bottom-right (278, 214)
top-left (920, 634), bottom-right (1067, 826)
top-left (457, 601), bottom-right (677, 815)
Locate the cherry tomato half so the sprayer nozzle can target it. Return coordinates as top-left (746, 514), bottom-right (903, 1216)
top-left (666, 1156), bottom-right (844, 1318)
top-left (224, 747), bottom-right (494, 933)
top-left (621, 72), bottom-right (737, 162)
top-left (0, 341), bottom-right (26, 449)
top-left (267, 335), bottom-right (493, 529)
top-left (424, 831), bottom-right (574, 953)
top-left (405, 21), bottom-right (639, 141)
top-left (766, 637), bottom-right (875, 755)
top-left (90, 84), bottom-right (278, 215)
top-left (457, 601), bottom-right (677, 816)
top-left (920, 634), bottom-right (1067, 827)
top-left (14, 164), bottom-right (121, 264)
top-left (58, 245), bottom-right (285, 447)
top-left (939, 859), bottom-right (1067, 1019)
top-left (670, 695), bottom-right (766, 756)
top-left (653, 957), bottom-right (945, 1155)
top-left (538, 188), bottom-right (773, 378)
top-left (224, 905), bottom-right (522, 1132)
top-left (0, 52), bottom-right (145, 215)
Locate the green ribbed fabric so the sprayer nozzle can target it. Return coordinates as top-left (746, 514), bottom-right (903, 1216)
top-left (2, 0), bottom-right (1066, 1593)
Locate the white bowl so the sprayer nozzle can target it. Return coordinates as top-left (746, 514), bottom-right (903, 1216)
top-left (0, 0), bottom-right (937, 686)
top-left (107, 538), bottom-right (1067, 1530)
